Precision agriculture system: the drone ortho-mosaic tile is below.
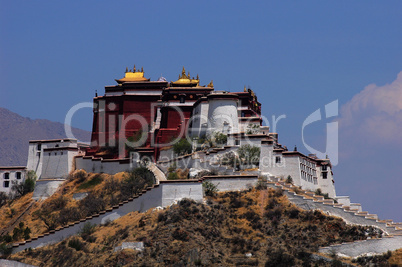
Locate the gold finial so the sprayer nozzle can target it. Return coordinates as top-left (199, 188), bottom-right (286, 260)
top-left (126, 67), bottom-right (128, 73)
top-left (244, 85), bottom-right (247, 92)
top-left (208, 80), bottom-right (214, 88)
top-left (181, 67), bottom-right (186, 78)
top-left (133, 65), bottom-right (136, 73)
top-left (188, 72), bottom-right (190, 79)
top-left (196, 74), bottom-right (199, 80)
top-left (141, 67), bottom-right (144, 72)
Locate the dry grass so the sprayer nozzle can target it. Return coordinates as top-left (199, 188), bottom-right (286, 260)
top-left (8, 187), bottom-right (392, 266)
top-left (0, 169), bottom-right (153, 243)
top-left (389, 248), bottom-right (402, 266)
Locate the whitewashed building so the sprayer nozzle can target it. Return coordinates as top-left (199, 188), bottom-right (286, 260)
top-left (26, 139), bottom-right (87, 180)
top-left (0, 166), bottom-right (26, 195)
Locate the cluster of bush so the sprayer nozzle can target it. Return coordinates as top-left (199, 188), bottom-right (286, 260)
top-left (149, 187), bottom-right (383, 266)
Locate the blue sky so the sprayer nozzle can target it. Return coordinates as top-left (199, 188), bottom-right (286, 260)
top-left (1, 1), bottom-right (401, 221)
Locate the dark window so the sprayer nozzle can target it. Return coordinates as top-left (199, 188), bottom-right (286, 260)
top-left (4, 173), bottom-right (9, 179)
top-left (55, 144), bottom-right (59, 148)
top-left (235, 140), bottom-right (240, 146)
top-left (37, 144), bottom-right (42, 150)
top-left (322, 172), bottom-right (328, 179)
top-left (241, 112), bottom-right (245, 117)
top-left (180, 96), bottom-right (185, 103)
top-left (322, 165), bottom-right (327, 171)
top-left (16, 172), bottom-right (21, 179)
top-left (4, 181), bottom-right (9, 188)
top-left (61, 152), bottom-right (63, 155)
top-left (275, 156), bottom-right (281, 163)
top-left (55, 152), bottom-right (57, 156)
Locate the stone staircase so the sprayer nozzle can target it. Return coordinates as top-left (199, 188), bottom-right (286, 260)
top-left (256, 175), bottom-right (401, 238)
top-left (266, 178), bottom-right (402, 236)
top-left (146, 162), bottom-right (166, 184)
top-left (264, 178), bottom-right (402, 257)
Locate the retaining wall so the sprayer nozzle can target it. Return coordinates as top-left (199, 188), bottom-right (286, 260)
top-left (32, 180), bottom-right (65, 201)
top-left (319, 236), bottom-right (402, 258)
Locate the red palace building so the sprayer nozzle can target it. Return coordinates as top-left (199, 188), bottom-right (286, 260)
top-left (87, 66), bottom-right (261, 161)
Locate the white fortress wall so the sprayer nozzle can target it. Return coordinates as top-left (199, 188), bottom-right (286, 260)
top-left (41, 148), bottom-right (76, 179)
top-left (75, 157), bottom-right (132, 175)
top-left (190, 99), bottom-right (209, 137)
top-left (26, 139), bottom-right (78, 179)
top-left (261, 151), bottom-right (302, 185)
top-left (317, 165), bottom-right (336, 198)
top-left (207, 98), bottom-right (239, 135)
top-left (319, 236), bottom-right (402, 258)
top-left (204, 176), bottom-right (259, 192)
top-left (160, 181), bottom-right (203, 207)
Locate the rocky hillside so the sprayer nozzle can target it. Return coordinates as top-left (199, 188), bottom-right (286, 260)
top-left (0, 107), bottom-right (90, 166)
top-left (3, 175), bottom-right (399, 266)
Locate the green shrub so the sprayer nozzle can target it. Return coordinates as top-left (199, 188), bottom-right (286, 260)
top-left (79, 222), bottom-right (96, 236)
top-left (238, 145), bottom-right (260, 166)
top-left (78, 174), bottom-right (104, 190)
top-left (79, 222), bottom-right (97, 242)
top-left (173, 138), bottom-right (192, 156)
top-left (203, 181), bottom-right (219, 197)
top-left (11, 170), bottom-right (36, 197)
top-left (167, 172), bottom-right (179, 180)
top-left (68, 238), bottom-right (84, 251)
top-left (120, 167), bottom-right (155, 199)
top-left (214, 132), bottom-right (227, 146)
top-left (0, 242), bottom-right (12, 256)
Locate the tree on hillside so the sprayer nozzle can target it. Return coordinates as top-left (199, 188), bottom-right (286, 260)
top-left (173, 138), bottom-right (192, 156)
top-left (238, 144), bottom-right (260, 166)
top-left (11, 170), bottom-right (36, 198)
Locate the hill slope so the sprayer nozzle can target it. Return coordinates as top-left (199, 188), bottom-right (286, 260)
top-left (6, 182), bottom-right (392, 266)
top-left (0, 107), bottom-right (90, 166)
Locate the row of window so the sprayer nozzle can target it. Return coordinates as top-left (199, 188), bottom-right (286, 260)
top-left (2, 172), bottom-right (22, 180)
top-left (300, 163), bottom-right (316, 175)
top-left (301, 158), bottom-right (315, 168)
top-left (37, 144), bottom-right (61, 150)
top-left (301, 171), bottom-right (317, 184)
top-left (48, 152), bottom-right (64, 156)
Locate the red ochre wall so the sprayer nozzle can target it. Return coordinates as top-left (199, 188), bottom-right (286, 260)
top-left (90, 95), bottom-right (160, 151)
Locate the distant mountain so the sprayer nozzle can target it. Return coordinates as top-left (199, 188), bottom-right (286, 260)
top-left (0, 107), bottom-right (91, 166)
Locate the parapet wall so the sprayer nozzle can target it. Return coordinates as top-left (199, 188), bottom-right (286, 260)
top-left (75, 156), bottom-right (132, 174)
top-left (319, 236), bottom-right (402, 258)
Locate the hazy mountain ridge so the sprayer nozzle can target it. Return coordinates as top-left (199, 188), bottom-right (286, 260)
top-left (0, 107), bottom-right (91, 166)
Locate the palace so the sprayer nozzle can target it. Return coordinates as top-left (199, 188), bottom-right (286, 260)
top-left (1, 66), bottom-right (336, 200)
top-left (5, 66), bottom-right (402, 258)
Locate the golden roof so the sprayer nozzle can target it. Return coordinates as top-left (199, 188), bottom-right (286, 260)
top-left (171, 67), bottom-right (200, 86)
top-left (116, 65), bottom-right (150, 83)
